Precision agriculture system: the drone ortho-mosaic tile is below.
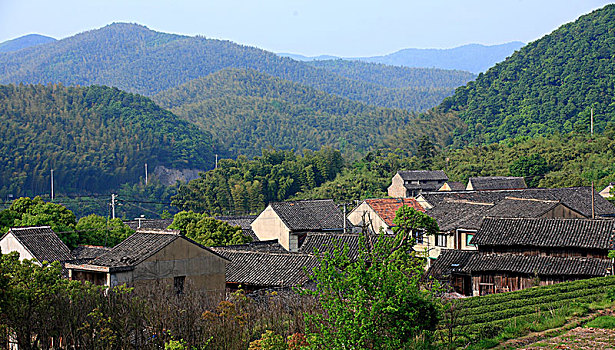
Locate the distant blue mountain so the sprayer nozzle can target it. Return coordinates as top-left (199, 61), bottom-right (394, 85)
top-left (0, 34), bottom-right (56, 53)
top-left (279, 42), bottom-right (525, 73)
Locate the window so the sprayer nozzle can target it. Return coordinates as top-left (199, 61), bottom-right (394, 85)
top-left (466, 234), bottom-right (475, 247)
top-left (436, 234), bottom-right (447, 247)
top-left (415, 231), bottom-right (424, 244)
top-left (174, 276), bottom-right (185, 295)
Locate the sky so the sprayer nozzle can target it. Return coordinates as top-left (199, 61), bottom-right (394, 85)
top-left (0, 0), bottom-right (613, 57)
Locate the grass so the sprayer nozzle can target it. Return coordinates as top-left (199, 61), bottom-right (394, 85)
top-left (584, 315), bottom-right (615, 329)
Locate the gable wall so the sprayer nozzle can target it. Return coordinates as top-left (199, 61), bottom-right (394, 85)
top-left (0, 233), bottom-right (37, 263)
top-left (251, 206), bottom-right (292, 250)
top-left (347, 202), bottom-right (390, 234)
top-left (126, 237), bottom-right (227, 293)
top-left (541, 204), bottom-right (586, 219)
top-left (387, 173), bottom-right (407, 198)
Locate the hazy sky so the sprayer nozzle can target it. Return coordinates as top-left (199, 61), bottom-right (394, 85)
top-left (0, 0), bottom-right (613, 56)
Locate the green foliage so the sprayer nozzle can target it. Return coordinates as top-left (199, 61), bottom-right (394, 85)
top-left (509, 154), bottom-right (550, 187)
top-left (172, 148), bottom-right (344, 215)
top-left (437, 4), bottom-right (615, 144)
top-left (416, 135), bottom-right (436, 169)
top-left (302, 207), bottom-right (440, 349)
top-left (168, 211), bottom-right (251, 246)
top-left (248, 330), bottom-right (286, 350)
top-left (0, 84), bottom-right (216, 199)
top-left (392, 204), bottom-right (439, 237)
top-left (584, 315), bottom-right (615, 329)
top-left (75, 215), bottom-right (134, 247)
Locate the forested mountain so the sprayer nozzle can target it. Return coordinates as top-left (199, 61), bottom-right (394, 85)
top-left (0, 23), bottom-right (466, 111)
top-left (279, 42), bottom-right (524, 73)
top-left (0, 84), bottom-right (217, 199)
top-left (305, 60), bottom-right (475, 89)
top-left (0, 34), bottom-right (56, 53)
top-left (153, 68), bottom-right (463, 158)
top-left (438, 4), bottom-right (615, 145)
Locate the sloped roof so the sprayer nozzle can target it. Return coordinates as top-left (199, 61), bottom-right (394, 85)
top-left (467, 177), bottom-right (527, 191)
top-left (3, 226), bottom-right (73, 263)
top-left (123, 219), bottom-right (173, 231)
top-left (71, 245), bottom-right (112, 264)
top-left (270, 199), bottom-right (347, 231)
top-left (365, 198), bottom-right (425, 226)
top-left (85, 229), bottom-right (227, 270)
top-left (473, 218), bottom-right (615, 250)
top-left (212, 249), bottom-right (319, 288)
top-left (299, 233), bottom-right (363, 260)
top-left (428, 249), bottom-right (477, 278)
top-left (426, 200), bottom-right (494, 232)
top-left (461, 253), bottom-right (611, 276)
top-left (397, 170), bottom-right (448, 181)
top-left (420, 187), bottom-right (615, 219)
top-left (218, 240), bottom-right (287, 253)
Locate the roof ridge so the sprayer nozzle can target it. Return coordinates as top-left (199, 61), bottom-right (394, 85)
top-left (10, 225), bottom-right (52, 230)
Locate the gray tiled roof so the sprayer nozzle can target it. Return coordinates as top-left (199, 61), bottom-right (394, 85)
top-left (468, 177), bottom-right (527, 191)
top-left (461, 253), bottom-right (611, 276)
top-left (218, 240), bottom-right (287, 253)
top-left (71, 245), bottom-right (112, 264)
top-left (474, 218), bottom-right (615, 250)
top-left (428, 249), bottom-right (477, 278)
top-left (270, 199), bottom-right (347, 231)
top-left (3, 226), bottom-right (73, 263)
top-left (123, 219), bottom-right (173, 231)
top-left (299, 233), bottom-right (363, 260)
top-left (398, 170), bottom-right (448, 181)
top-left (213, 249), bottom-right (319, 288)
top-left (421, 187), bottom-right (615, 221)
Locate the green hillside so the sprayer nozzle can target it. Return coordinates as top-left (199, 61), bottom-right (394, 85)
top-left (153, 68), bottom-right (463, 158)
top-left (0, 23), bottom-right (464, 112)
top-left (306, 59), bottom-right (475, 89)
top-left (0, 84), bottom-right (217, 198)
top-left (437, 4), bottom-right (615, 145)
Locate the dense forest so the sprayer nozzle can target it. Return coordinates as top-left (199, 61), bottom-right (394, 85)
top-left (154, 68), bottom-right (462, 158)
top-left (0, 84), bottom-right (217, 199)
top-left (437, 4), bottom-right (615, 145)
top-left (0, 23), bottom-right (471, 112)
top-left (0, 34), bottom-right (56, 53)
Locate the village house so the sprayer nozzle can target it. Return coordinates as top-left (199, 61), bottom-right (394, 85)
top-left (599, 183), bottom-right (615, 198)
top-left (387, 170), bottom-right (448, 197)
top-left (416, 186), bottom-right (614, 253)
top-left (251, 199), bottom-right (350, 252)
top-left (347, 197), bottom-right (449, 260)
top-left (0, 226), bottom-right (73, 266)
top-left (65, 229), bottom-right (228, 294)
top-left (430, 218), bottom-right (615, 296)
top-left (466, 176), bottom-right (527, 191)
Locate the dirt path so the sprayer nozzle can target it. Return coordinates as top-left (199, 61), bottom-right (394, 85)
top-left (497, 309), bottom-right (615, 349)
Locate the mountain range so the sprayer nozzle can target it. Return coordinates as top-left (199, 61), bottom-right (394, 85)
top-left (280, 42), bottom-right (525, 74)
top-left (0, 34), bottom-right (56, 53)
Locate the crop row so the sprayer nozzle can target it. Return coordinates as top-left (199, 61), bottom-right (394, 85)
top-left (461, 275), bottom-right (615, 309)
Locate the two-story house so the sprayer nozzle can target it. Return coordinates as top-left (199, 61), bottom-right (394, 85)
top-left (387, 170), bottom-right (448, 197)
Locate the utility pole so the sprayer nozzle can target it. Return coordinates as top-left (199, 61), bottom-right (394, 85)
top-left (591, 108), bottom-right (594, 136)
top-left (111, 194), bottom-right (117, 219)
top-left (50, 169), bottom-right (54, 201)
top-left (215, 154), bottom-right (218, 169)
top-left (591, 181), bottom-right (595, 219)
top-left (145, 163), bottom-right (148, 185)
top-left (343, 203), bottom-right (347, 233)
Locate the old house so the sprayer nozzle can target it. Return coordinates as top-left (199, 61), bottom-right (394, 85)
top-left (215, 215), bottom-right (258, 240)
top-left (466, 176), bottom-right (527, 191)
top-left (387, 170), bottom-right (448, 197)
top-left (417, 186), bottom-right (614, 253)
top-left (251, 199), bottom-right (349, 252)
top-left (347, 197), bottom-right (446, 260)
top-left (0, 226), bottom-right (73, 265)
top-left (430, 218), bottom-right (615, 296)
top-left (599, 183), bottom-right (615, 198)
top-left (65, 229), bottom-right (228, 293)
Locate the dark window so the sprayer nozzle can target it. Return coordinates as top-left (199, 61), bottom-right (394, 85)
top-left (174, 276), bottom-right (185, 295)
top-left (415, 231), bottom-right (424, 244)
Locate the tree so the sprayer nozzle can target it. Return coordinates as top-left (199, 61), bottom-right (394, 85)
top-left (509, 154), bottom-right (550, 187)
top-left (168, 211), bottom-right (252, 246)
top-left (416, 135), bottom-right (436, 170)
top-left (75, 215), bottom-right (134, 247)
top-left (303, 205), bottom-right (440, 349)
